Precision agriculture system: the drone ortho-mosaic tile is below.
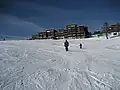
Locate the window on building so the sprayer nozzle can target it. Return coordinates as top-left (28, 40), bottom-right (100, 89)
top-left (113, 32), bottom-right (117, 35)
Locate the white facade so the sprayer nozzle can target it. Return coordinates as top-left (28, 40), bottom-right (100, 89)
top-left (110, 32), bottom-right (120, 38)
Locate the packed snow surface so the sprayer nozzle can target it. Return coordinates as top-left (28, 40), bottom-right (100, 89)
top-left (0, 37), bottom-right (120, 90)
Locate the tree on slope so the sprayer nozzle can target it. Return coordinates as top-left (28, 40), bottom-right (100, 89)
top-left (116, 22), bottom-right (120, 35)
top-left (103, 22), bottom-right (109, 39)
top-left (53, 30), bottom-right (57, 40)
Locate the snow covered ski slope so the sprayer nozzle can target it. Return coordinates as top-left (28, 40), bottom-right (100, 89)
top-left (0, 37), bottom-right (120, 90)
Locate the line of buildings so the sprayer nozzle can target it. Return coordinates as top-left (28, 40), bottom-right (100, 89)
top-left (30, 23), bottom-right (120, 40)
top-left (32, 24), bottom-right (90, 40)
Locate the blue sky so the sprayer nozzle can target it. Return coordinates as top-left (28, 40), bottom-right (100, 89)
top-left (0, 0), bottom-right (120, 36)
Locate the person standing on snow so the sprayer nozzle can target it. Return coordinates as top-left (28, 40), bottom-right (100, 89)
top-left (80, 43), bottom-right (82, 49)
top-left (3, 38), bottom-right (5, 41)
top-left (64, 40), bottom-right (69, 51)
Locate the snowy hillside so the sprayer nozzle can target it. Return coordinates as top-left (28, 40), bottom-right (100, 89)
top-left (0, 37), bottom-right (120, 90)
top-left (0, 35), bottom-right (25, 40)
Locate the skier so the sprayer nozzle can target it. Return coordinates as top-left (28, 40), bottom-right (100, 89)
top-left (3, 38), bottom-right (5, 41)
top-left (64, 40), bottom-right (69, 51)
top-left (80, 43), bottom-right (82, 49)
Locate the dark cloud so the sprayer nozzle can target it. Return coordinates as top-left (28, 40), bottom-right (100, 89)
top-left (1, 0), bottom-right (120, 13)
top-left (1, 0), bottom-right (120, 36)
top-left (0, 0), bottom-right (14, 13)
top-left (0, 14), bottom-right (44, 36)
top-left (106, 0), bottom-right (120, 11)
top-left (19, 0), bottom-right (104, 10)
top-left (35, 0), bottom-right (120, 12)
top-left (14, 0), bottom-right (119, 10)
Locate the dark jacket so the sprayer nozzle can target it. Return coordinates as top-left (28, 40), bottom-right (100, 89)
top-left (64, 40), bottom-right (69, 47)
top-left (80, 43), bottom-right (82, 48)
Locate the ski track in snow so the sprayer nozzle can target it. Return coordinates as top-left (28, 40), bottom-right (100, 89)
top-left (0, 38), bottom-right (120, 90)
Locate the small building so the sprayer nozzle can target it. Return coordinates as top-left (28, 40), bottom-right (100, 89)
top-left (107, 24), bottom-right (120, 38)
top-left (57, 29), bottom-right (64, 39)
top-left (38, 32), bottom-right (46, 39)
top-left (65, 24), bottom-right (78, 38)
top-left (39, 29), bottom-right (58, 39)
top-left (78, 26), bottom-right (88, 38)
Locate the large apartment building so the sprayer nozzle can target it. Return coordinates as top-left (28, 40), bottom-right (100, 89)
top-left (35, 24), bottom-right (89, 39)
top-left (64, 24), bottom-right (89, 38)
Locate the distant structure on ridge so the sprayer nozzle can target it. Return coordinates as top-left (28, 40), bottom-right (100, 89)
top-left (31, 24), bottom-right (90, 40)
